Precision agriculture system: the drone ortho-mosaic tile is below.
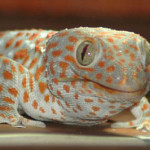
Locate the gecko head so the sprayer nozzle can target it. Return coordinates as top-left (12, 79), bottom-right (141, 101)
top-left (45, 27), bottom-right (150, 115)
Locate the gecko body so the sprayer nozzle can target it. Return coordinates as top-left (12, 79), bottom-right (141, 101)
top-left (0, 27), bottom-right (150, 130)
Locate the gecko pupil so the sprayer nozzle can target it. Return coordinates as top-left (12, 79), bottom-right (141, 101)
top-left (81, 44), bottom-right (89, 61)
top-left (76, 41), bottom-right (96, 66)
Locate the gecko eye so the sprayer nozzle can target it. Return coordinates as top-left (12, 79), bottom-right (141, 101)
top-left (76, 41), bottom-right (96, 66)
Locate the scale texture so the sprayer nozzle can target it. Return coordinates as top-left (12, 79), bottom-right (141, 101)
top-left (0, 27), bottom-right (150, 130)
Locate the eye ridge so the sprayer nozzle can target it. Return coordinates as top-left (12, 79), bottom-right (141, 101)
top-left (81, 44), bottom-right (89, 61)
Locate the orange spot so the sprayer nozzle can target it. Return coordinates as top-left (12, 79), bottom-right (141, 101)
top-left (98, 99), bottom-right (104, 103)
top-left (52, 78), bottom-right (59, 84)
top-left (116, 52), bottom-right (122, 56)
top-left (75, 30), bottom-right (84, 35)
top-left (15, 32), bottom-right (24, 37)
top-left (103, 49), bottom-right (107, 53)
top-left (0, 106), bottom-right (12, 111)
top-left (52, 50), bottom-right (62, 57)
top-left (104, 55), bottom-right (114, 60)
top-left (73, 108), bottom-right (77, 113)
top-left (14, 40), bottom-right (23, 48)
top-left (74, 93), bottom-right (78, 99)
top-left (132, 71), bottom-right (138, 79)
top-left (46, 31), bottom-right (57, 39)
top-left (89, 112), bottom-right (96, 116)
top-left (11, 65), bottom-right (16, 72)
top-left (120, 59), bottom-right (126, 63)
top-left (68, 36), bottom-right (78, 42)
top-left (96, 73), bottom-right (103, 80)
top-left (3, 58), bottom-right (10, 64)
top-left (35, 38), bottom-right (44, 45)
top-left (57, 90), bottom-right (63, 98)
top-left (142, 104), bottom-right (149, 111)
top-left (3, 97), bottom-right (15, 104)
top-left (29, 32), bottom-right (39, 40)
top-left (63, 85), bottom-right (70, 93)
top-left (50, 61), bottom-right (55, 75)
top-left (106, 65), bottom-right (115, 72)
top-left (13, 49), bottom-right (28, 60)
top-left (28, 57), bottom-right (38, 69)
top-left (30, 73), bottom-right (34, 92)
top-left (0, 114), bottom-right (5, 118)
top-left (106, 76), bottom-right (113, 84)
top-left (60, 111), bottom-right (64, 116)
top-left (109, 111), bottom-right (116, 114)
top-left (8, 88), bottom-right (18, 97)
top-left (0, 84), bottom-right (2, 92)
top-left (59, 61), bottom-right (69, 78)
top-left (129, 121), bottom-right (134, 126)
top-left (130, 53), bottom-right (135, 61)
top-left (76, 104), bottom-right (82, 111)
top-left (39, 82), bottom-right (47, 94)
top-left (22, 77), bottom-right (26, 88)
top-left (114, 34), bottom-right (125, 39)
top-left (65, 45), bottom-right (74, 52)
top-left (8, 115), bottom-right (14, 119)
top-left (71, 81), bottom-right (76, 88)
top-left (5, 38), bottom-right (14, 49)
top-left (26, 32), bottom-right (30, 36)
top-left (39, 107), bottom-right (45, 113)
top-left (109, 105), bottom-right (115, 109)
top-left (51, 108), bottom-right (57, 114)
top-left (0, 32), bottom-right (5, 37)
top-left (107, 37), bottom-right (114, 43)
top-left (124, 49), bottom-right (129, 54)
top-left (92, 106), bottom-right (100, 112)
top-left (24, 91), bottom-right (29, 103)
top-left (65, 101), bottom-right (70, 108)
top-left (44, 95), bottom-right (49, 103)
top-left (32, 100), bottom-right (38, 109)
top-left (52, 96), bottom-right (55, 103)
top-left (11, 119), bottom-right (17, 123)
top-left (57, 100), bottom-right (61, 106)
top-left (3, 71), bottom-right (13, 80)
top-left (58, 31), bottom-right (68, 37)
top-left (35, 45), bottom-right (42, 53)
top-left (35, 65), bottom-right (45, 80)
top-left (22, 55), bottom-right (29, 65)
top-left (47, 42), bottom-right (58, 51)
top-left (146, 112), bottom-right (150, 117)
top-left (113, 45), bottom-right (119, 50)
top-left (85, 98), bottom-right (93, 103)
top-left (98, 61), bottom-right (106, 68)
top-left (129, 63), bottom-right (133, 67)
top-left (64, 55), bottom-right (75, 63)
top-left (19, 65), bottom-right (24, 74)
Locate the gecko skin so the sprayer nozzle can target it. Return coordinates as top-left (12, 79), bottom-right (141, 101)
top-left (0, 27), bottom-right (150, 131)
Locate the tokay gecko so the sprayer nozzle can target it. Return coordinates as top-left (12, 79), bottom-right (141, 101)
top-left (0, 27), bottom-right (150, 131)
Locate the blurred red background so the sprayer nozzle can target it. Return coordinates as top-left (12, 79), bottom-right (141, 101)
top-left (0, 0), bottom-right (150, 40)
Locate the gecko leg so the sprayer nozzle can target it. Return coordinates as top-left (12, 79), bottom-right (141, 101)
top-left (0, 56), bottom-right (46, 128)
top-left (111, 97), bottom-right (150, 131)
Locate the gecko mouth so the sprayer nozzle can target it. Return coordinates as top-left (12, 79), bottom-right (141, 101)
top-left (58, 77), bottom-right (147, 94)
top-left (92, 80), bottom-right (147, 94)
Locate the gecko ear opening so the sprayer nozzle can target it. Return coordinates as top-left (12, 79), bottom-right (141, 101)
top-left (76, 41), bottom-right (96, 66)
